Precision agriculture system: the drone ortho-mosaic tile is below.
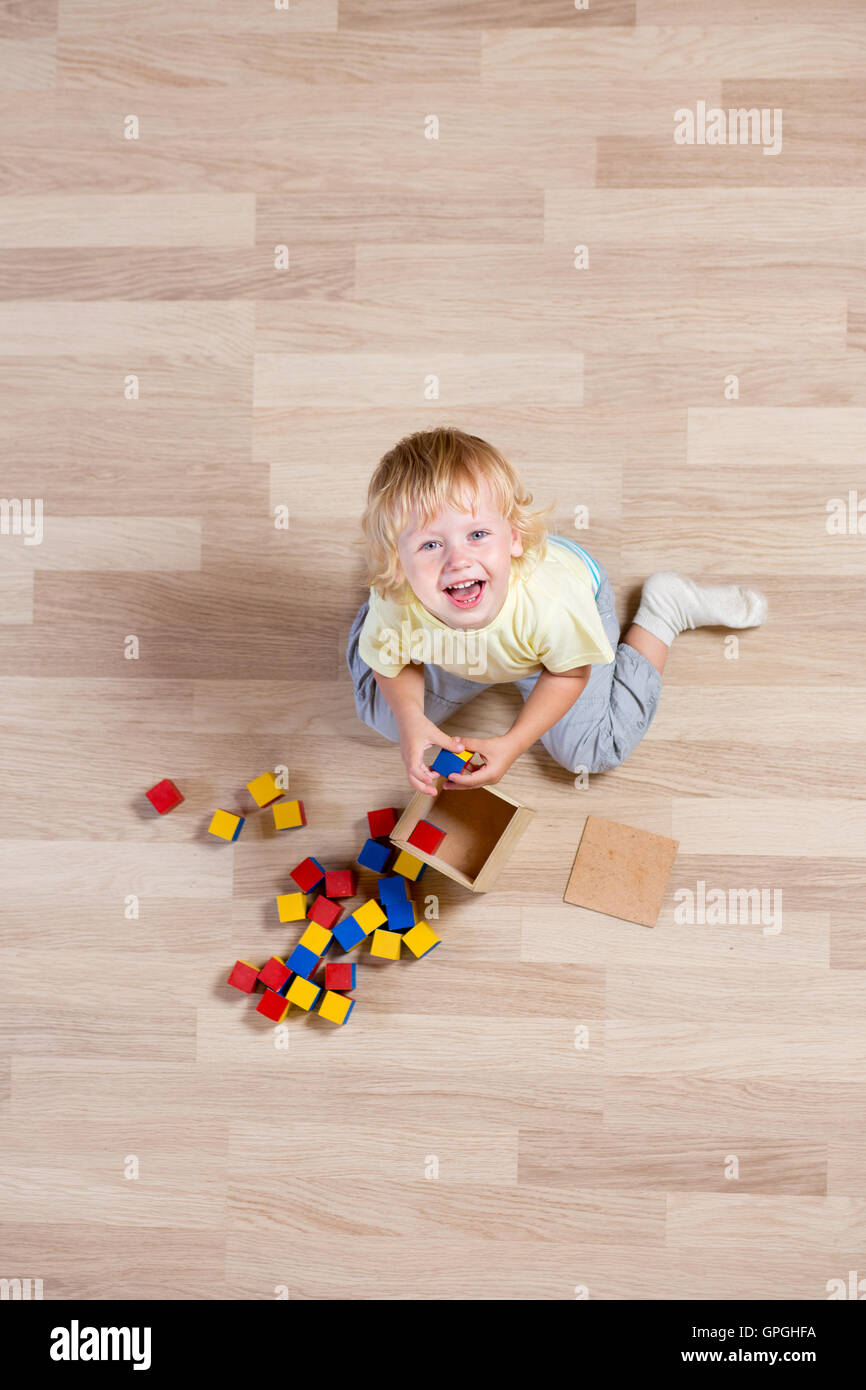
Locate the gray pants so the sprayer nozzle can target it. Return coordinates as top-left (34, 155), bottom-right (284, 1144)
top-left (345, 547), bottom-right (662, 774)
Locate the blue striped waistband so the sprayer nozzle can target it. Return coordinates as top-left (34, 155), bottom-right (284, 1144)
top-left (547, 535), bottom-right (601, 596)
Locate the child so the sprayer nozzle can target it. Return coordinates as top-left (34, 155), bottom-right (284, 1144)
top-left (346, 428), bottom-right (767, 796)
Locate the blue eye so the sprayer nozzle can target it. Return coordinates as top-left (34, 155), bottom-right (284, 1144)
top-left (470, 530), bottom-right (489, 540)
top-left (420, 540), bottom-right (440, 551)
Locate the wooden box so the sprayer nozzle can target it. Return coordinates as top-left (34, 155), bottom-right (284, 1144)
top-left (390, 782), bottom-right (535, 893)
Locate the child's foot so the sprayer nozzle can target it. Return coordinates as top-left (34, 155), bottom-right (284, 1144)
top-left (633, 571), bottom-right (768, 647)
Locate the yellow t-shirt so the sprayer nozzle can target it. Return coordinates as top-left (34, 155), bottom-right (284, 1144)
top-left (357, 537), bottom-right (615, 685)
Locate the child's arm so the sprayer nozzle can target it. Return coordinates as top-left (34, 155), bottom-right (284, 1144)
top-left (507, 665), bottom-right (590, 757)
top-left (445, 665), bottom-right (590, 788)
top-left (373, 662), bottom-right (426, 727)
top-left (373, 666), bottom-right (467, 796)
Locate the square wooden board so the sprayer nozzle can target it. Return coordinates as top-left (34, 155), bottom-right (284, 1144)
top-left (563, 815), bottom-right (679, 928)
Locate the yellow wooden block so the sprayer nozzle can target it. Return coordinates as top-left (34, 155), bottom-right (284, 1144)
top-left (299, 921), bottom-right (332, 956)
top-left (318, 990), bottom-right (354, 1025)
top-left (457, 749), bottom-right (473, 762)
top-left (393, 849), bottom-right (425, 881)
top-left (319, 990), bottom-right (354, 1025)
top-left (351, 899), bottom-right (387, 935)
top-left (273, 799), bottom-right (306, 830)
top-left (276, 891), bottom-right (307, 923)
top-left (403, 922), bottom-right (441, 958)
top-left (369, 928), bottom-right (401, 960)
top-left (247, 770), bottom-right (282, 807)
top-left (208, 808), bottom-right (244, 841)
top-left (286, 974), bottom-right (321, 1012)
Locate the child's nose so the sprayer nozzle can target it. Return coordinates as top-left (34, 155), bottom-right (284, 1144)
top-left (446, 544), bottom-right (472, 568)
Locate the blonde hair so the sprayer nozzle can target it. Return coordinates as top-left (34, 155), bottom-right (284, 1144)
top-left (361, 427), bottom-right (551, 599)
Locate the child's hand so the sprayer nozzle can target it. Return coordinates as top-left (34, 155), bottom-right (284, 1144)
top-left (441, 734), bottom-right (518, 790)
top-left (397, 712), bottom-right (466, 797)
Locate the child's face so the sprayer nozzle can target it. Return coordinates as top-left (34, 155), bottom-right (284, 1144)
top-left (396, 478), bottom-right (523, 628)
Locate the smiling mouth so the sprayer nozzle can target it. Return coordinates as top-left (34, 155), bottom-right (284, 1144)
top-left (443, 579), bottom-right (486, 609)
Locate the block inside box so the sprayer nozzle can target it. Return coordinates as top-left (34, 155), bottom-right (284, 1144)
top-left (399, 788), bottom-right (518, 883)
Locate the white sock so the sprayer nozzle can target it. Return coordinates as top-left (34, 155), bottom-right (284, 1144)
top-left (633, 571), bottom-right (768, 647)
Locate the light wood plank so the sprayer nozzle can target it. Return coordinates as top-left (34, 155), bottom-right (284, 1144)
top-left (1, 0), bottom-right (862, 1305)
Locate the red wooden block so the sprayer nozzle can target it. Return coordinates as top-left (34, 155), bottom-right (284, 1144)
top-left (290, 857), bottom-right (326, 893)
top-left (308, 895), bottom-right (342, 930)
top-left (145, 778), bottom-right (184, 814)
top-left (257, 989), bottom-right (289, 1022)
top-left (407, 819), bottom-right (445, 855)
top-left (324, 962), bottom-right (355, 992)
top-left (325, 869), bottom-right (357, 899)
top-left (227, 960), bottom-right (260, 993)
top-left (258, 956), bottom-right (291, 992)
top-left (367, 806), bottom-right (399, 838)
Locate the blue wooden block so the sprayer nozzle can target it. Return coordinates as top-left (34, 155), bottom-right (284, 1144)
top-left (332, 917), bottom-right (366, 951)
top-left (286, 942), bottom-right (320, 979)
top-left (357, 838), bottom-right (392, 873)
top-left (431, 748), bottom-right (465, 777)
top-left (378, 874), bottom-right (409, 904)
top-left (385, 897), bottom-right (417, 932)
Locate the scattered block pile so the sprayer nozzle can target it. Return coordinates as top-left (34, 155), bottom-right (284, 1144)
top-left (145, 773), bottom-right (449, 1030)
top-left (227, 814), bottom-right (442, 1024)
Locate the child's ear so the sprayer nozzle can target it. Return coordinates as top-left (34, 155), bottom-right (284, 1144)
top-left (510, 525), bottom-right (524, 558)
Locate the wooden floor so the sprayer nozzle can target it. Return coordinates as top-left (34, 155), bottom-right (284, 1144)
top-left (1, 1), bottom-right (865, 1301)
